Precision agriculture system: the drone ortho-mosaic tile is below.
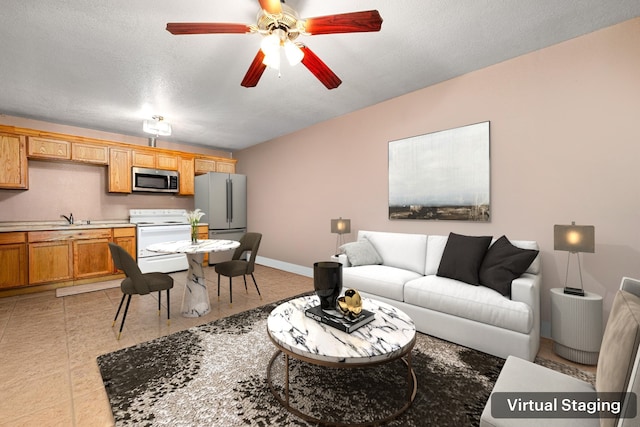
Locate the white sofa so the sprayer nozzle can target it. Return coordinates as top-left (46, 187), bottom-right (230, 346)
top-left (336, 230), bottom-right (541, 361)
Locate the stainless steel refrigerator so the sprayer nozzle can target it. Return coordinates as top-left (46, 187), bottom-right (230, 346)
top-left (194, 172), bottom-right (247, 264)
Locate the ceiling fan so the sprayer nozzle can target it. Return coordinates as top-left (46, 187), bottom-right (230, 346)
top-left (166, 0), bottom-right (383, 89)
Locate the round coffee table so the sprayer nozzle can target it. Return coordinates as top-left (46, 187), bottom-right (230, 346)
top-left (266, 295), bottom-right (417, 426)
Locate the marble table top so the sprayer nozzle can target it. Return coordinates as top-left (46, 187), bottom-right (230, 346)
top-left (267, 295), bottom-right (416, 364)
top-left (146, 239), bottom-right (240, 255)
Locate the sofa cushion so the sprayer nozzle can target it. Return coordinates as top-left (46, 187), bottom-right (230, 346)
top-left (358, 230), bottom-right (428, 275)
top-left (405, 275), bottom-right (533, 334)
top-left (437, 233), bottom-right (492, 285)
top-left (339, 238), bottom-right (382, 267)
top-left (479, 235), bottom-right (539, 298)
top-left (425, 235), bottom-right (448, 275)
top-left (342, 265), bottom-right (423, 302)
top-left (596, 289), bottom-right (640, 425)
top-left (480, 356), bottom-right (597, 427)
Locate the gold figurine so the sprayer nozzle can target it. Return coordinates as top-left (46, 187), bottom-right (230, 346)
top-left (337, 288), bottom-right (363, 319)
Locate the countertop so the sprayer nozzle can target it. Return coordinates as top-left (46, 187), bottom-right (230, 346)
top-left (0, 220), bottom-right (134, 233)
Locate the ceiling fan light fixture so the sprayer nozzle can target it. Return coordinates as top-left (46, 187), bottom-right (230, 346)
top-left (284, 40), bottom-right (304, 66)
top-left (260, 32), bottom-right (280, 57)
top-left (262, 50), bottom-right (281, 70)
top-left (143, 115), bottom-right (172, 136)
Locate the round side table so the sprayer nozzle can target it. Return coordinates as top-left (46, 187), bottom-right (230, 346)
top-left (550, 288), bottom-right (603, 365)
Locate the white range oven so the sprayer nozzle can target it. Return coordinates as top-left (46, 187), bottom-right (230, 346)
top-left (130, 209), bottom-right (191, 273)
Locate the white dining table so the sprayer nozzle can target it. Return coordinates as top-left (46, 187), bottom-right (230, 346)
top-left (146, 239), bottom-right (240, 317)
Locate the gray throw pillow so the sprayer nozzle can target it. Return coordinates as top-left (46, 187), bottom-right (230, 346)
top-left (340, 239), bottom-right (382, 267)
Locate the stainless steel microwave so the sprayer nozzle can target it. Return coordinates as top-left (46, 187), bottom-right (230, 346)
top-left (132, 167), bottom-right (179, 193)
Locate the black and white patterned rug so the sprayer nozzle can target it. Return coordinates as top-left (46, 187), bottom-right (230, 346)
top-left (97, 296), bottom-right (595, 426)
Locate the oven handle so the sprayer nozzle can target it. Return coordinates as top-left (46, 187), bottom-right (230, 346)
top-left (138, 224), bottom-right (191, 235)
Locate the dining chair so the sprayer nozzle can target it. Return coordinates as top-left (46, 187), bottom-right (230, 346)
top-left (215, 232), bottom-right (262, 306)
top-left (108, 242), bottom-right (174, 339)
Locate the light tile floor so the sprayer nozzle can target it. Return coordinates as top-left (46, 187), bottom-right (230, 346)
top-left (0, 265), bottom-right (312, 426)
top-left (0, 265), bottom-right (594, 426)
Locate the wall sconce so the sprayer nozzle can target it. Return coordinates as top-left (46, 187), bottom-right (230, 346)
top-left (331, 217), bottom-right (351, 255)
top-left (554, 221), bottom-right (595, 296)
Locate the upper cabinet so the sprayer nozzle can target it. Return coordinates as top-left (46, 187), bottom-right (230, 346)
top-left (157, 152), bottom-right (178, 170)
top-left (28, 136), bottom-right (71, 160)
top-left (194, 158), bottom-right (217, 174)
top-left (28, 136), bottom-right (110, 164)
top-left (109, 147), bottom-right (132, 193)
top-left (0, 124), bottom-right (236, 194)
top-left (132, 148), bottom-right (178, 171)
top-left (0, 133), bottom-right (28, 189)
top-left (72, 141), bottom-right (109, 164)
top-left (178, 156), bottom-right (195, 195)
top-left (216, 160), bottom-right (236, 174)
top-left (195, 157), bottom-right (237, 174)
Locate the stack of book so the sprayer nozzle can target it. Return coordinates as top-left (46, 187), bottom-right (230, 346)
top-left (305, 305), bottom-right (375, 333)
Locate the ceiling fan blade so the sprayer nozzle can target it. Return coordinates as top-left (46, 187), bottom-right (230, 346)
top-left (259, 0), bottom-right (282, 15)
top-left (241, 50), bottom-right (267, 88)
top-left (303, 10), bottom-right (383, 35)
top-left (300, 46), bottom-right (342, 90)
top-left (166, 23), bottom-right (252, 35)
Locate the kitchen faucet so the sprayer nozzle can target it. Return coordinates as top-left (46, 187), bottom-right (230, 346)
top-left (61, 213), bottom-right (74, 224)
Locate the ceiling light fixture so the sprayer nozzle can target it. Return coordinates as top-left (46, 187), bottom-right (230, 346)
top-left (143, 115), bottom-right (172, 137)
top-left (260, 28), bottom-right (304, 70)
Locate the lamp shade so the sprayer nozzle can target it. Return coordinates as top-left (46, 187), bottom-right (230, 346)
top-left (554, 223), bottom-right (595, 253)
top-left (331, 218), bottom-right (351, 234)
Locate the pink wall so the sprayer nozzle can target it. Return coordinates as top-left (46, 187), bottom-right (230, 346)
top-left (235, 18), bottom-right (640, 333)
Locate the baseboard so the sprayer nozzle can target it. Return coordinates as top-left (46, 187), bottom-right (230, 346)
top-left (56, 280), bottom-right (120, 297)
top-left (255, 256), bottom-right (313, 278)
top-left (540, 320), bottom-right (551, 339)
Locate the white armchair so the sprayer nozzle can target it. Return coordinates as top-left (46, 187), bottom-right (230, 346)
top-left (481, 277), bottom-right (640, 427)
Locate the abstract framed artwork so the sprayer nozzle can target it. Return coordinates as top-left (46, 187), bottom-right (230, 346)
top-left (388, 121), bottom-right (490, 221)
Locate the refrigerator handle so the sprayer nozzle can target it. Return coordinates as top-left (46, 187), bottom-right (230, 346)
top-left (226, 178), bottom-right (233, 223)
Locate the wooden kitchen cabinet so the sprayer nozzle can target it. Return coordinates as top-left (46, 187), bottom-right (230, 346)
top-left (0, 125), bottom-right (239, 194)
top-left (28, 231), bottom-right (74, 285)
top-left (198, 224), bottom-right (209, 263)
top-left (216, 160), bottom-right (236, 173)
top-left (73, 229), bottom-right (113, 279)
top-left (179, 156), bottom-right (195, 195)
top-left (195, 157), bottom-right (236, 174)
top-left (72, 141), bottom-right (109, 164)
top-left (0, 232), bottom-right (28, 289)
top-left (109, 147), bottom-right (132, 193)
top-left (131, 148), bottom-right (156, 168)
top-left (194, 158), bottom-right (217, 174)
top-left (27, 136), bottom-right (71, 160)
top-left (132, 148), bottom-right (178, 170)
top-left (157, 153), bottom-right (178, 170)
top-left (0, 133), bottom-right (28, 189)
top-left (26, 227), bottom-right (133, 286)
top-left (112, 227), bottom-right (136, 272)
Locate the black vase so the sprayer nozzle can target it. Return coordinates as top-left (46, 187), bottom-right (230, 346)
top-left (313, 261), bottom-right (343, 310)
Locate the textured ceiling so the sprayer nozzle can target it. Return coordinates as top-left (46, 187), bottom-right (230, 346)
top-left (1, 1), bottom-right (639, 151)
